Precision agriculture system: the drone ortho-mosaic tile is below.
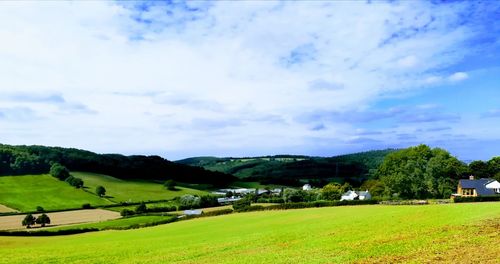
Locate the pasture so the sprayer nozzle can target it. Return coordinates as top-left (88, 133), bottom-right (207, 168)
top-left (0, 203), bottom-right (499, 263)
top-left (72, 172), bottom-right (208, 203)
top-left (0, 175), bottom-right (112, 212)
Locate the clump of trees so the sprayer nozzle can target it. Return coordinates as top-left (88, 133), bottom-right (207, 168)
top-left (178, 194), bottom-right (218, 210)
top-left (22, 213), bottom-right (51, 228)
top-left (164, 180), bottom-right (177, 191)
top-left (468, 157), bottom-right (500, 181)
top-left (49, 163), bottom-right (84, 188)
top-left (375, 145), bottom-right (469, 199)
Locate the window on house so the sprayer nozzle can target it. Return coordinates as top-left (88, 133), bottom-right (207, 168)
top-left (463, 189), bottom-right (474, 196)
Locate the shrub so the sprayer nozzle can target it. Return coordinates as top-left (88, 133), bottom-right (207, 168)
top-left (120, 209), bottom-right (135, 217)
top-left (135, 203), bottom-right (147, 214)
top-left (82, 203), bottom-right (92, 209)
top-left (232, 199), bottom-right (251, 211)
top-left (453, 196), bottom-right (500, 203)
top-left (36, 206), bottom-right (44, 212)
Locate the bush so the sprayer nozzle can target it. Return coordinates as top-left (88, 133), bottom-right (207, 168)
top-left (120, 209), bottom-right (135, 217)
top-left (257, 197), bottom-right (285, 203)
top-left (82, 203), bottom-right (92, 209)
top-left (145, 206), bottom-right (177, 213)
top-left (164, 180), bottom-right (177, 191)
top-left (453, 196), bottom-right (500, 203)
top-left (235, 205), bottom-right (264, 212)
top-left (135, 203), bottom-right (147, 214)
top-left (232, 199), bottom-right (251, 211)
top-left (36, 206), bottom-right (44, 212)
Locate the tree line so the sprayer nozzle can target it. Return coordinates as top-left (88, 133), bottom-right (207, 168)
top-left (0, 144), bottom-right (235, 186)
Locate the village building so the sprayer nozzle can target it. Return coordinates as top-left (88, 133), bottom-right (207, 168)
top-left (340, 190), bottom-right (371, 201)
top-left (456, 176), bottom-right (500, 197)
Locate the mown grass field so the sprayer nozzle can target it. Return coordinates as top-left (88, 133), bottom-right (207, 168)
top-left (0, 175), bottom-right (112, 212)
top-left (1, 203), bottom-right (499, 263)
top-left (73, 172), bottom-right (208, 203)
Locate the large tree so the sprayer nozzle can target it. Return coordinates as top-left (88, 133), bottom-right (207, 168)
top-left (96, 185), bottom-right (106, 197)
top-left (49, 163), bottom-right (70, 181)
top-left (35, 213), bottom-right (51, 227)
top-left (22, 214), bottom-right (36, 228)
top-left (375, 145), bottom-right (468, 199)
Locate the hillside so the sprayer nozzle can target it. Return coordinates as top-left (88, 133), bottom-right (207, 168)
top-left (177, 150), bottom-right (396, 186)
top-left (1, 203), bottom-right (499, 263)
top-left (0, 144), bottom-right (235, 186)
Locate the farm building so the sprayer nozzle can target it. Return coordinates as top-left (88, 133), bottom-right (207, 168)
top-left (455, 176), bottom-right (500, 197)
top-left (341, 190), bottom-right (371, 201)
top-left (302, 184), bottom-right (312, 191)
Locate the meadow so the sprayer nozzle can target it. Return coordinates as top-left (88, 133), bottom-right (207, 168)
top-left (0, 175), bottom-right (112, 212)
top-left (1, 202), bottom-right (498, 263)
top-left (72, 172), bottom-right (208, 203)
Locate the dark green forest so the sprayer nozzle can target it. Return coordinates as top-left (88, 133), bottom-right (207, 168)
top-left (0, 144), bottom-right (235, 186)
top-left (177, 150), bottom-right (396, 186)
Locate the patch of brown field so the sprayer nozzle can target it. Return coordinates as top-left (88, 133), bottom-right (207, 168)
top-left (0, 209), bottom-right (120, 231)
top-left (0, 204), bottom-right (17, 213)
top-left (357, 218), bottom-right (500, 264)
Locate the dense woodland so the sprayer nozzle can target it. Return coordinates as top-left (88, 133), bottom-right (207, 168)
top-left (0, 144), bottom-right (235, 186)
top-left (177, 150), bottom-right (395, 186)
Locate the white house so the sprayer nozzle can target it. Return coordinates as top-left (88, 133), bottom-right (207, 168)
top-left (341, 190), bottom-right (371, 201)
top-left (302, 184), bottom-right (312, 191)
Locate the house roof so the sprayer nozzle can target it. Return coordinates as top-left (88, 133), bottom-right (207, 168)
top-left (459, 178), bottom-right (497, 196)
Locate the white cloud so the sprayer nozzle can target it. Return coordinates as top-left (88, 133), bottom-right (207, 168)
top-left (448, 72), bottom-right (469, 82)
top-left (0, 1), bottom-right (492, 158)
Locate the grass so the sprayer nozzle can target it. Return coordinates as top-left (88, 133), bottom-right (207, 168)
top-left (1, 202), bottom-right (499, 263)
top-left (45, 215), bottom-right (176, 231)
top-left (73, 172), bottom-right (208, 203)
top-left (0, 175), bottom-right (112, 212)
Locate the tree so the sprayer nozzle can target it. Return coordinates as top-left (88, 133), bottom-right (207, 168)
top-left (179, 195), bottom-right (201, 209)
top-left (36, 206), bottom-right (44, 212)
top-left (22, 214), bottom-right (36, 228)
top-left (49, 163), bottom-right (70, 181)
top-left (65, 176), bottom-right (84, 188)
top-left (225, 191), bottom-right (233, 198)
top-left (96, 185), bottom-right (106, 197)
top-left (232, 198), bottom-right (251, 211)
top-left (35, 213), bottom-right (51, 227)
top-left (321, 183), bottom-right (344, 201)
top-left (469, 160), bottom-right (489, 179)
top-left (487, 157), bottom-right (500, 181)
top-left (164, 180), bottom-right (177, 191)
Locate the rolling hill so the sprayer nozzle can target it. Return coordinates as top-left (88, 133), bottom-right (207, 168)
top-left (177, 150), bottom-right (396, 186)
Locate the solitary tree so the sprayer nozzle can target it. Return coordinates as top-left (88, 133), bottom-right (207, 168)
top-left (36, 206), bottom-right (44, 212)
top-left (35, 213), bottom-right (51, 227)
top-left (22, 214), bottom-right (36, 228)
top-left (164, 180), bottom-right (177, 191)
top-left (96, 185), bottom-right (106, 197)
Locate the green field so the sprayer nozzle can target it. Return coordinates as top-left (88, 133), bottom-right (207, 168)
top-left (1, 203), bottom-right (499, 263)
top-left (0, 175), bottom-right (112, 212)
top-left (46, 215), bottom-right (176, 231)
top-left (73, 172), bottom-right (208, 203)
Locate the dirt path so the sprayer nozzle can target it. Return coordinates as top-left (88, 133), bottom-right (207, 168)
top-left (0, 204), bottom-right (17, 213)
top-left (0, 209), bottom-right (120, 231)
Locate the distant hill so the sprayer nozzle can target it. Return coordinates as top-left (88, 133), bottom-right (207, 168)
top-left (176, 150), bottom-right (396, 186)
top-left (0, 144), bottom-right (235, 186)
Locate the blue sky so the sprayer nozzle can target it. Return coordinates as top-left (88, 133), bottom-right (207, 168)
top-left (0, 1), bottom-right (499, 161)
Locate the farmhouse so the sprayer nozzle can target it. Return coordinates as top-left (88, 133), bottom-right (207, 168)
top-left (340, 190), bottom-right (371, 201)
top-left (456, 176), bottom-right (500, 197)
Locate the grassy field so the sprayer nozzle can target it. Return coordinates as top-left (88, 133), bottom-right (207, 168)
top-left (1, 203), bottom-right (499, 263)
top-left (45, 215), bottom-right (176, 231)
top-left (73, 172), bottom-right (208, 203)
top-left (0, 175), bottom-right (112, 212)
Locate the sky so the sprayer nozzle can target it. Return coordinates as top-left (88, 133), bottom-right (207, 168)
top-left (0, 1), bottom-right (499, 161)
